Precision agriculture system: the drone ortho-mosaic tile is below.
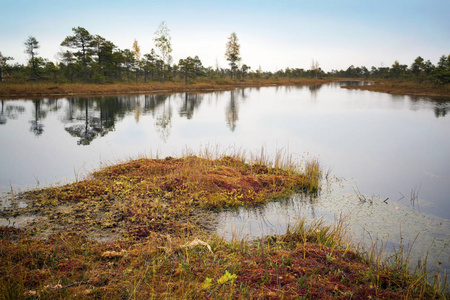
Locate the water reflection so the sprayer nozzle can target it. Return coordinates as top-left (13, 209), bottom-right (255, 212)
top-left (179, 93), bottom-right (203, 119)
top-left (0, 100), bottom-right (26, 125)
top-left (1, 88), bottom-right (448, 145)
top-left (0, 101), bottom-right (6, 124)
top-left (63, 97), bottom-right (127, 145)
top-left (144, 94), bottom-right (169, 116)
top-left (226, 90), bottom-right (239, 131)
top-left (154, 96), bottom-right (172, 142)
top-left (435, 105), bottom-right (448, 118)
top-left (338, 80), bottom-right (374, 86)
top-left (29, 99), bottom-right (46, 136)
top-left (308, 84), bottom-right (323, 100)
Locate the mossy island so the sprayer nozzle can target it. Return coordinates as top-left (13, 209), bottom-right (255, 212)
top-left (0, 152), bottom-right (447, 299)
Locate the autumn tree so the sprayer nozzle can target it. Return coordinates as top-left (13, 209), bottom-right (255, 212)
top-left (24, 36), bottom-right (40, 81)
top-left (61, 27), bottom-right (94, 82)
top-left (131, 39), bottom-right (141, 62)
top-left (131, 39), bottom-right (142, 83)
top-left (225, 32), bottom-right (241, 79)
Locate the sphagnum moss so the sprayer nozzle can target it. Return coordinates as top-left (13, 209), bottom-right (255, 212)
top-left (0, 153), bottom-right (447, 299)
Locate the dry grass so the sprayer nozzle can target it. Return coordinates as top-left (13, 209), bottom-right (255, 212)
top-left (0, 150), bottom-right (447, 299)
top-left (1, 219), bottom-right (446, 299)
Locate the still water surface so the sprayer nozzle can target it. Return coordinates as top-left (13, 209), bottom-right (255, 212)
top-left (1, 82), bottom-right (449, 273)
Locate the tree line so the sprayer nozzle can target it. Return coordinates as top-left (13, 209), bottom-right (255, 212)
top-left (0, 23), bottom-right (449, 85)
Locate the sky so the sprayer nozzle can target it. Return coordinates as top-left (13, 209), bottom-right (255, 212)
top-left (0, 0), bottom-right (449, 72)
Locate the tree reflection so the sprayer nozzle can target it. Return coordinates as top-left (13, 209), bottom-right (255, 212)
top-left (179, 93), bottom-right (203, 119)
top-left (144, 94), bottom-right (169, 116)
top-left (308, 84), bottom-right (323, 100)
top-left (64, 99), bottom-right (96, 145)
top-left (29, 99), bottom-right (46, 136)
top-left (134, 98), bottom-right (141, 123)
top-left (3, 102), bottom-right (26, 121)
top-left (0, 101), bottom-right (6, 124)
top-left (154, 96), bottom-right (172, 142)
top-left (434, 105), bottom-right (448, 118)
top-left (226, 90), bottom-right (239, 131)
top-left (408, 95), bottom-right (450, 119)
top-left (63, 97), bottom-right (124, 145)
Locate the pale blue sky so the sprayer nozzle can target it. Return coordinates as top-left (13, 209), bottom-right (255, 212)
top-left (1, 0), bottom-right (449, 71)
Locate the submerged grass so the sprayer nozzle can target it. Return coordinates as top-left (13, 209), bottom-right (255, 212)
top-left (0, 150), bottom-right (447, 299)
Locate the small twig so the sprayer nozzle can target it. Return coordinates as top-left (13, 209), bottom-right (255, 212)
top-left (62, 280), bottom-right (93, 289)
top-left (9, 180), bottom-right (15, 202)
top-left (383, 197), bottom-right (389, 204)
top-left (74, 162), bottom-right (87, 183)
top-left (181, 238), bottom-right (213, 254)
top-left (33, 174), bottom-right (40, 187)
top-left (353, 184), bottom-right (366, 203)
top-left (410, 184), bottom-right (421, 208)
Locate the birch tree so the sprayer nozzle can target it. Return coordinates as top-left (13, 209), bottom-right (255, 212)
top-left (153, 21), bottom-right (172, 66)
top-left (311, 59), bottom-right (320, 79)
top-left (225, 32), bottom-right (241, 79)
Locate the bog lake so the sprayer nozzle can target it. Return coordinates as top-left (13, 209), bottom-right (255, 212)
top-left (1, 81), bottom-right (449, 276)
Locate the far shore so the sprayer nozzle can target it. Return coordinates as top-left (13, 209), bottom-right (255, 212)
top-left (1, 78), bottom-right (448, 99)
top-left (341, 79), bottom-right (450, 98)
top-left (0, 78), bottom-right (336, 99)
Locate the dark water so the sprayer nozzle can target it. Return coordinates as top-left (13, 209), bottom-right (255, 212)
top-left (1, 82), bottom-right (449, 274)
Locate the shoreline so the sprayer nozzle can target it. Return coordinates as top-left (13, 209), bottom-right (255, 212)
top-left (2, 78), bottom-right (448, 99)
top-left (341, 79), bottom-right (450, 99)
top-left (0, 78), bottom-right (337, 99)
